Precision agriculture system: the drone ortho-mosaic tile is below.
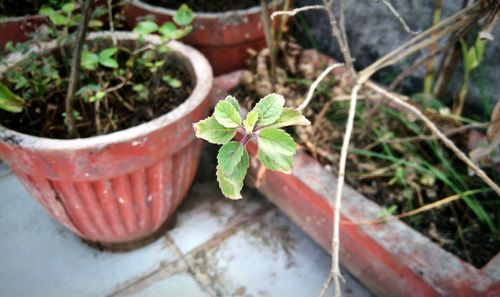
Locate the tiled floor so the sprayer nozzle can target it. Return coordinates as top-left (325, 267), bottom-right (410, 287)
top-left (0, 147), bottom-right (373, 297)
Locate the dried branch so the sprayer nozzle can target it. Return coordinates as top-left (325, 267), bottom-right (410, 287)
top-left (331, 82), bottom-right (362, 297)
top-left (366, 81), bottom-right (500, 196)
top-left (318, 271), bottom-right (333, 297)
top-left (381, 122), bottom-right (488, 143)
top-left (260, 0), bottom-right (276, 89)
top-left (376, 0), bottom-right (420, 34)
top-left (360, 3), bottom-right (481, 81)
top-left (297, 63), bottom-right (344, 111)
top-left (107, 0), bottom-right (117, 45)
top-left (323, 0), bottom-right (355, 76)
top-left (65, 0), bottom-right (93, 137)
top-left (270, 5), bottom-right (324, 20)
top-left (347, 189), bottom-right (486, 225)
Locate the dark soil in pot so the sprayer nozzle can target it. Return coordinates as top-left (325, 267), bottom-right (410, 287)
top-left (143, 0), bottom-right (261, 12)
top-left (0, 0), bottom-right (49, 17)
top-left (232, 36), bottom-right (500, 268)
top-left (0, 37), bottom-right (193, 139)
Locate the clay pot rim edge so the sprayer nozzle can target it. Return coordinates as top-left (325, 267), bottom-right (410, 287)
top-left (0, 31), bottom-right (213, 151)
top-left (130, 0), bottom-right (283, 18)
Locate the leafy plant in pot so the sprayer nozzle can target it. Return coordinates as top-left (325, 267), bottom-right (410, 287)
top-left (124, 0), bottom-right (284, 75)
top-left (0, 1), bottom-right (213, 248)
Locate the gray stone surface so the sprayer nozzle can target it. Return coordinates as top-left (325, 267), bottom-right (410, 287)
top-left (292, 0), bottom-right (499, 116)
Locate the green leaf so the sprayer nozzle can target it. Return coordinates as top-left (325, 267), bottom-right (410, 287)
top-left (216, 149), bottom-right (249, 200)
top-left (243, 110), bottom-right (258, 133)
top-left (39, 6), bottom-right (55, 16)
top-left (76, 83), bottom-right (100, 97)
top-left (98, 48), bottom-right (118, 68)
top-left (173, 4), bottom-right (193, 26)
top-left (13, 76), bottom-right (28, 89)
top-left (159, 22), bottom-right (176, 39)
top-left (132, 84), bottom-right (144, 92)
top-left (257, 128), bottom-right (296, 173)
top-left (252, 93), bottom-right (285, 127)
top-left (193, 116), bottom-right (237, 144)
top-left (217, 141), bottom-right (244, 174)
top-left (466, 47), bottom-right (479, 71)
top-left (99, 47), bottom-right (117, 58)
top-left (133, 20), bottom-right (159, 35)
top-left (265, 108), bottom-right (310, 129)
top-left (214, 100), bottom-right (241, 128)
top-left (225, 95), bottom-right (240, 113)
top-left (99, 57), bottom-right (118, 68)
top-left (81, 50), bottom-right (99, 70)
top-left (475, 39), bottom-right (486, 61)
top-left (62, 3), bottom-right (75, 14)
top-left (162, 75), bottom-right (182, 88)
top-left (89, 19), bottom-right (103, 28)
top-left (0, 83), bottom-right (25, 113)
top-left (173, 25), bottom-right (192, 39)
top-left (48, 12), bottom-right (67, 26)
top-left (376, 205), bottom-right (398, 218)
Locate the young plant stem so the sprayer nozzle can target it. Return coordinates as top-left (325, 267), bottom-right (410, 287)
top-left (65, 0), bottom-right (93, 137)
top-left (240, 133), bottom-right (252, 146)
top-left (423, 0), bottom-right (442, 94)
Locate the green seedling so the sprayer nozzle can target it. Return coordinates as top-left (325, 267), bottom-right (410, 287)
top-left (193, 94), bottom-right (310, 199)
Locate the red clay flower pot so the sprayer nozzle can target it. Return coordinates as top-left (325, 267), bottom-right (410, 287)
top-left (213, 70), bottom-right (500, 297)
top-left (0, 0), bottom-right (108, 50)
top-left (124, 0), bottom-right (282, 75)
top-left (0, 32), bottom-right (213, 246)
top-left (0, 15), bottom-right (48, 49)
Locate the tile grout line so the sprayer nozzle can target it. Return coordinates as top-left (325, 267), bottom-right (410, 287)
top-left (181, 205), bottom-right (272, 297)
top-left (107, 257), bottom-right (186, 297)
top-left (107, 204), bottom-right (272, 297)
top-left (164, 235), bottom-right (219, 297)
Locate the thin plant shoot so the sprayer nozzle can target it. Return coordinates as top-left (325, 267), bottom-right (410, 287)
top-left (193, 94), bottom-right (310, 199)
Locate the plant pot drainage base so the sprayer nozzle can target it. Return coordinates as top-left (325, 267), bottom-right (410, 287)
top-left (82, 213), bottom-right (177, 252)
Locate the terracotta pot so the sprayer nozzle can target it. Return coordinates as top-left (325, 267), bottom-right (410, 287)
top-left (0, 0), bottom-right (108, 50)
top-left (124, 0), bottom-right (282, 75)
top-left (212, 70), bottom-right (500, 297)
top-left (0, 15), bottom-right (48, 49)
top-left (0, 32), bottom-right (213, 246)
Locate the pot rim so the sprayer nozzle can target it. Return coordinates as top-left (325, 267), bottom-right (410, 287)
top-left (129, 0), bottom-right (283, 18)
top-left (0, 31), bottom-right (213, 151)
top-left (0, 14), bottom-right (47, 24)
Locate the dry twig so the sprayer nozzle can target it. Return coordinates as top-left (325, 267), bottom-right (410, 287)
top-left (297, 63), bottom-right (344, 111)
top-left (65, 0), bottom-right (93, 137)
top-left (366, 81), bottom-right (500, 196)
top-left (376, 0), bottom-right (420, 34)
top-left (270, 5), bottom-right (324, 20)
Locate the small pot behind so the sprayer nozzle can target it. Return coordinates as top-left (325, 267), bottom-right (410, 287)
top-left (0, 15), bottom-right (48, 49)
top-left (0, 32), bottom-right (213, 247)
top-left (124, 0), bottom-right (282, 75)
